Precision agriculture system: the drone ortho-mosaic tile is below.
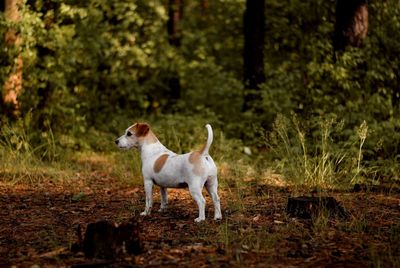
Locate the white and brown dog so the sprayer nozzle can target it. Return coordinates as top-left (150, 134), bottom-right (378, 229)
top-left (115, 123), bottom-right (222, 222)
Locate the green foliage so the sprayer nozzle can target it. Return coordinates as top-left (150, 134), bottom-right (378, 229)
top-left (1, 0), bottom-right (400, 185)
top-left (18, 1), bottom-right (170, 136)
top-left (257, 0), bottom-right (400, 182)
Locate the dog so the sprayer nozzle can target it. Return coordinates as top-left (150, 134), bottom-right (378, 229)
top-left (115, 123), bottom-right (222, 222)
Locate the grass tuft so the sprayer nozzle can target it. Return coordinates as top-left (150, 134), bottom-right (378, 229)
top-left (265, 114), bottom-right (369, 190)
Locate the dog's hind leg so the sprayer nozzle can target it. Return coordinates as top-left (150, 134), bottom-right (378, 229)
top-left (189, 181), bottom-right (206, 222)
top-left (206, 176), bottom-right (222, 220)
top-left (159, 187), bottom-right (168, 212)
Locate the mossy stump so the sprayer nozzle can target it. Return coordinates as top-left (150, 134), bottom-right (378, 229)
top-left (286, 196), bottom-right (348, 219)
top-left (72, 218), bottom-right (142, 260)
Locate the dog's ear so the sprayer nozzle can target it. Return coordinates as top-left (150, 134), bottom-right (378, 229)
top-left (135, 123), bottom-right (150, 137)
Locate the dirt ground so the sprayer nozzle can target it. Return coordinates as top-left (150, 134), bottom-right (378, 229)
top-left (0, 172), bottom-right (399, 267)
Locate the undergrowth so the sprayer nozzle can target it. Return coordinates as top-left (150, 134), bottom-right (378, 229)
top-left (264, 114), bottom-right (370, 190)
top-left (1, 112), bottom-right (398, 192)
top-left (0, 114), bottom-right (252, 187)
top-left (0, 116), bottom-right (68, 185)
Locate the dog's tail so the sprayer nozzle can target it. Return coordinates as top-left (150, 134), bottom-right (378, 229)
top-left (201, 124), bottom-right (213, 155)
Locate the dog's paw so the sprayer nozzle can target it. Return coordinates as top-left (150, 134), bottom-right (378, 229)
top-left (140, 211), bottom-right (150, 216)
top-left (214, 215), bottom-right (222, 221)
top-left (158, 207), bottom-right (167, 212)
top-left (194, 217), bottom-right (205, 223)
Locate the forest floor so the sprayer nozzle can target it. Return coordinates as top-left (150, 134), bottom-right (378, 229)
top-left (0, 166), bottom-right (400, 267)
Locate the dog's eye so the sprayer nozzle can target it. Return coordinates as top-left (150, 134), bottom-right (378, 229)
top-left (127, 131), bottom-right (132, 137)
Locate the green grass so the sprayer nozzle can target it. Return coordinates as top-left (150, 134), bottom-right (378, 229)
top-left (0, 112), bottom-right (382, 190)
top-left (0, 115), bottom-right (252, 186)
top-left (264, 114), bottom-right (370, 191)
top-left (0, 119), bottom-right (68, 185)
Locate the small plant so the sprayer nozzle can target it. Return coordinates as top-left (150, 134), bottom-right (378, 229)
top-left (266, 114), bottom-right (368, 189)
top-left (351, 120), bottom-right (368, 184)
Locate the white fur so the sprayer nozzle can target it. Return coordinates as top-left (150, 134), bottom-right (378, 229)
top-left (115, 123), bottom-right (222, 222)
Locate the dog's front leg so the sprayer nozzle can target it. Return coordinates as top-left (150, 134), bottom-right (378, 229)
top-left (141, 179), bottom-right (153, 216)
top-left (159, 187), bottom-right (168, 212)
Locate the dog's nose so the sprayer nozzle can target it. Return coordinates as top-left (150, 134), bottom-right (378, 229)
top-left (115, 139), bottom-right (119, 145)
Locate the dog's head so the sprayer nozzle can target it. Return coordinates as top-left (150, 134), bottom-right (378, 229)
top-left (115, 123), bottom-right (156, 149)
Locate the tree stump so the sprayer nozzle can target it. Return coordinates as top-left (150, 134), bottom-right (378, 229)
top-left (286, 196), bottom-right (348, 219)
top-left (73, 218), bottom-right (142, 260)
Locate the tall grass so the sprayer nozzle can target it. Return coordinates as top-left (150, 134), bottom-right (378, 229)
top-left (0, 116), bottom-right (66, 184)
top-left (265, 114), bottom-right (368, 189)
top-left (352, 120), bottom-right (368, 184)
top-left (0, 114), bottom-right (249, 186)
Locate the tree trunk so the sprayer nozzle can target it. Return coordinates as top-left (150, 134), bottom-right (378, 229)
top-left (333, 0), bottom-right (368, 53)
top-left (167, 0), bottom-right (183, 47)
top-left (3, 0), bottom-right (23, 117)
top-left (167, 0), bottom-right (183, 106)
top-left (243, 0), bottom-right (265, 112)
top-left (201, 0), bottom-right (208, 15)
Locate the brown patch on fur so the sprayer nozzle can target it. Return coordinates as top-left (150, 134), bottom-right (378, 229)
top-left (189, 144), bottom-right (206, 176)
top-left (189, 151), bottom-right (200, 164)
top-left (154, 154), bottom-right (169, 173)
top-left (129, 123), bottom-right (158, 144)
top-left (189, 144), bottom-right (206, 163)
top-left (134, 123), bottom-right (150, 137)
